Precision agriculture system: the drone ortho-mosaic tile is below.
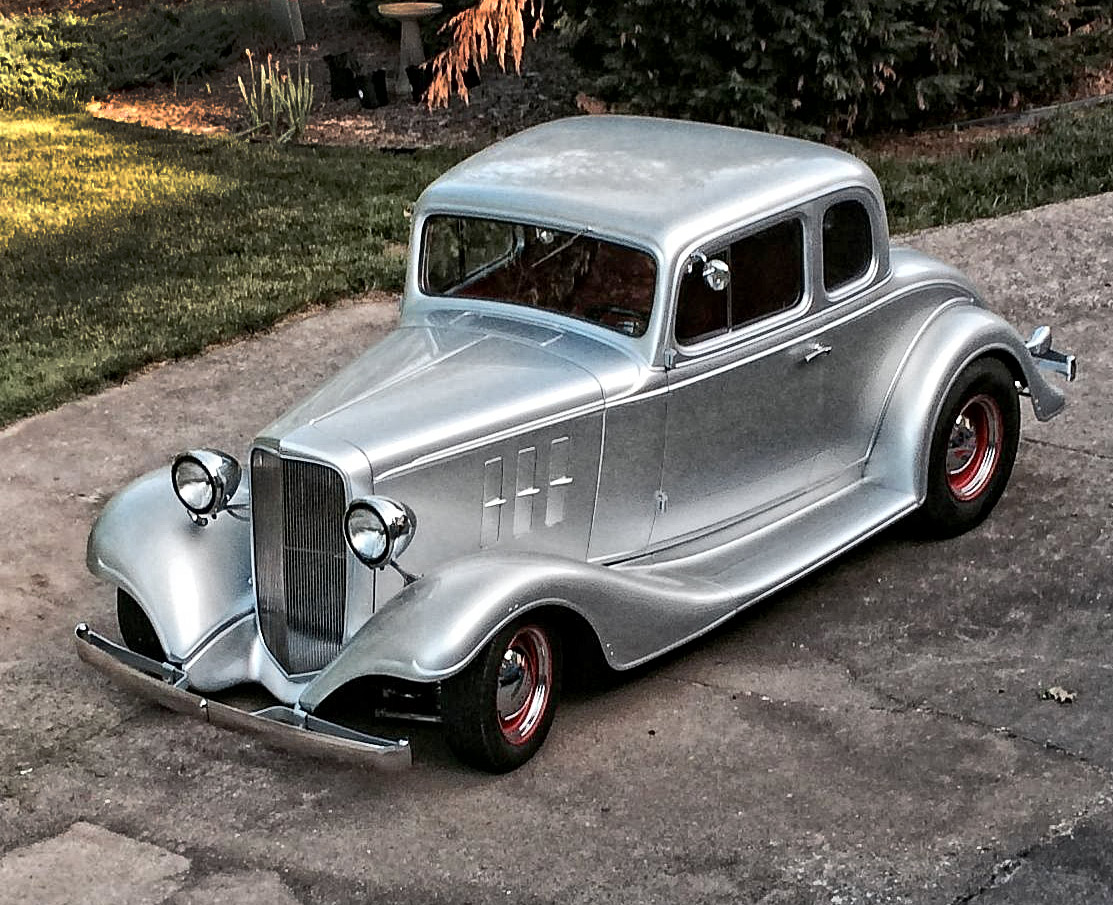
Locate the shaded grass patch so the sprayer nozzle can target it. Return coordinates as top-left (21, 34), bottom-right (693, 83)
top-left (865, 105), bottom-right (1113, 234)
top-left (3, 103), bottom-right (1113, 427)
top-left (0, 113), bottom-right (464, 424)
top-left (0, 2), bottom-right (271, 112)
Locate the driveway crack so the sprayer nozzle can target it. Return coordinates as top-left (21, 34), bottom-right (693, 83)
top-left (1021, 436), bottom-right (1113, 462)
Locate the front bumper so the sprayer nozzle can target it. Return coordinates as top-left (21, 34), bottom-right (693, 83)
top-left (74, 624), bottom-right (412, 769)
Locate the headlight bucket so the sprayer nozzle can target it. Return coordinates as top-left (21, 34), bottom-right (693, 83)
top-left (171, 449), bottom-right (242, 518)
top-left (345, 497), bottom-right (417, 568)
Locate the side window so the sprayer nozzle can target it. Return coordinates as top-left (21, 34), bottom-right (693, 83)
top-left (675, 258), bottom-right (729, 344)
top-left (730, 219), bottom-right (804, 328)
top-left (675, 218), bottom-right (804, 345)
top-left (823, 200), bottom-right (873, 292)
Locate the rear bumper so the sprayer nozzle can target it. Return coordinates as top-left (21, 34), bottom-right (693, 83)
top-left (1026, 326), bottom-right (1077, 382)
top-left (74, 624), bottom-right (412, 770)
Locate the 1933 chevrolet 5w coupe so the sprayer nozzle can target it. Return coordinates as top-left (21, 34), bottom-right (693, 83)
top-left (76, 116), bottom-right (1076, 772)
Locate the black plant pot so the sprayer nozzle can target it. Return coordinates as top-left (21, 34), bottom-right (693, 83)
top-left (324, 51), bottom-right (362, 101)
top-left (356, 70), bottom-right (390, 109)
top-left (372, 69), bottom-right (389, 106)
top-left (406, 64), bottom-right (430, 103)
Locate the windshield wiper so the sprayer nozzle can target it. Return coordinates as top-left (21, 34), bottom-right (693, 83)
top-left (529, 229), bottom-right (589, 269)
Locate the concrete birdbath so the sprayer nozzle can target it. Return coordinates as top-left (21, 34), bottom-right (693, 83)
top-left (378, 2), bottom-right (443, 86)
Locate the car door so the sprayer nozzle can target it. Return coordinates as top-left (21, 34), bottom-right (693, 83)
top-left (651, 215), bottom-right (829, 545)
top-left (807, 193), bottom-right (941, 486)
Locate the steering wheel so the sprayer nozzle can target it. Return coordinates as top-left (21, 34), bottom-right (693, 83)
top-left (584, 304), bottom-right (649, 336)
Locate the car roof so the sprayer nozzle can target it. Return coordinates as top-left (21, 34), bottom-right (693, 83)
top-left (416, 115), bottom-right (881, 259)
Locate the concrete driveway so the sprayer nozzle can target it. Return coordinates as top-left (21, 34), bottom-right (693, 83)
top-left (1, 193), bottom-right (1111, 905)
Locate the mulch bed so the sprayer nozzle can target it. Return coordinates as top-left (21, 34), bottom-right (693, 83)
top-left (15, 0), bottom-right (1111, 155)
top-left (83, 0), bottom-right (582, 148)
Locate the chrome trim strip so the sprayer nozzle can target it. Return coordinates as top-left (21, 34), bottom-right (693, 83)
top-left (374, 398), bottom-right (606, 481)
top-left (664, 277), bottom-right (970, 392)
top-left (74, 624), bottom-right (412, 769)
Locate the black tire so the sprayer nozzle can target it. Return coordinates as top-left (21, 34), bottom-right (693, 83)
top-left (914, 357), bottom-right (1020, 538)
top-left (117, 589), bottom-right (167, 662)
top-left (441, 618), bottom-right (562, 773)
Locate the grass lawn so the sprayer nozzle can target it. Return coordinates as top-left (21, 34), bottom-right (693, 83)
top-left (865, 106), bottom-right (1113, 234)
top-left (2, 104), bottom-right (1113, 427)
top-left (0, 113), bottom-right (462, 425)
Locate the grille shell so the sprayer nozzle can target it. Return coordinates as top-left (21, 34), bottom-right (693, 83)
top-left (252, 449), bottom-right (348, 674)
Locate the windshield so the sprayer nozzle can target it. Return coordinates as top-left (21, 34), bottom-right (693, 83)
top-left (421, 215), bottom-right (657, 337)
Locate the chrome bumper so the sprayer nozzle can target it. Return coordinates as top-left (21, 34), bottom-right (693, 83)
top-left (1027, 326), bottom-right (1077, 382)
top-left (74, 624), bottom-right (412, 769)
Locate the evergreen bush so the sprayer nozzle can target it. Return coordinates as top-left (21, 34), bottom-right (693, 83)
top-left (0, 3), bottom-right (271, 112)
top-left (557, 0), bottom-right (1112, 135)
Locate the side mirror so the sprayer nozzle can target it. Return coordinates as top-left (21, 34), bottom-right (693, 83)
top-left (687, 252), bottom-right (730, 292)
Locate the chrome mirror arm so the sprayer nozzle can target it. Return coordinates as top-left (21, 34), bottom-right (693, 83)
top-left (390, 560), bottom-right (420, 587)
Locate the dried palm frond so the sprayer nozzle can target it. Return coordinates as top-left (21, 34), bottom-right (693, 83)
top-left (424, 0), bottom-right (544, 107)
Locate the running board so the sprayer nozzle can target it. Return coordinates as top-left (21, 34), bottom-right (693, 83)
top-left (625, 479), bottom-right (918, 599)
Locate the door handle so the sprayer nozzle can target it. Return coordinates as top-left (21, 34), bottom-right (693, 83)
top-left (802, 343), bottom-right (832, 364)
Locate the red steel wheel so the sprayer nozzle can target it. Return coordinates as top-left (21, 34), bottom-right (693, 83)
top-left (945, 394), bottom-right (1004, 502)
top-left (442, 617), bottom-right (562, 772)
top-left (496, 625), bottom-right (554, 746)
top-left (915, 357), bottom-right (1020, 539)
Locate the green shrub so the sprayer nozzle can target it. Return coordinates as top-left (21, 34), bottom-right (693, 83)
top-left (558, 0), bottom-right (1113, 135)
top-left (0, 3), bottom-right (272, 112)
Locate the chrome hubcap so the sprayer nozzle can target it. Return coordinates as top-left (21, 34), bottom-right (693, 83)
top-left (946, 394), bottom-right (1002, 501)
top-left (496, 626), bottom-right (552, 746)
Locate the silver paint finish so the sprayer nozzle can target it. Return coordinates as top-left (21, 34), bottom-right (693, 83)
top-left (867, 301), bottom-right (1064, 504)
top-left (81, 116), bottom-right (1074, 758)
top-left (297, 476), bottom-right (919, 709)
top-left (86, 469), bottom-right (254, 661)
top-left (414, 116), bottom-right (877, 281)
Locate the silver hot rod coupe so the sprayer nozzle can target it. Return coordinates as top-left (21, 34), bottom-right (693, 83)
top-left (76, 116), bottom-right (1076, 772)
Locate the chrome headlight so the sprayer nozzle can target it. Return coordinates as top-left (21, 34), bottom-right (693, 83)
top-left (345, 497), bottom-right (416, 568)
top-left (171, 449), bottom-right (241, 519)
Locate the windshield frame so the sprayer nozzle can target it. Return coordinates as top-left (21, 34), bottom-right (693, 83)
top-left (417, 213), bottom-right (660, 340)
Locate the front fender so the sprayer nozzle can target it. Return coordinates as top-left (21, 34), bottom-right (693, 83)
top-left (866, 301), bottom-right (1066, 500)
top-left (86, 468), bottom-right (254, 661)
top-left (298, 550), bottom-right (730, 712)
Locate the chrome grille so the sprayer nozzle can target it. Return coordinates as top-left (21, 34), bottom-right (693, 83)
top-left (252, 449), bottom-right (347, 674)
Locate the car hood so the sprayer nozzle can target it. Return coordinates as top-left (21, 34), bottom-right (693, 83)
top-left (259, 318), bottom-right (637, 477)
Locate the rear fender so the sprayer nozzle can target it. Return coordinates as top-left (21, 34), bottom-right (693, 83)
top-left (866, 301), bottom-right (1065, 500)
top-left (86, 468), bottom-right (254, 661)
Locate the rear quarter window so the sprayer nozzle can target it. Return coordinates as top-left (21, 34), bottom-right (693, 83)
top-left (823, 200), bottom-right (873, 292)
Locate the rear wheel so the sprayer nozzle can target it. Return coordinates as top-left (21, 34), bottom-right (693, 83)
top-left (441, 618), bottom-right (561, 772)
top-left (117, 589), bottom-right (166, 662)
top-left (915, 358), bottom-right (1020, 538)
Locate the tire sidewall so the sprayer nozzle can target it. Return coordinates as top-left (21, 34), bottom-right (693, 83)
top-left (442, 616), bottom-right (562, 772)
top-left (919, 357), bottom-right (1020, 537)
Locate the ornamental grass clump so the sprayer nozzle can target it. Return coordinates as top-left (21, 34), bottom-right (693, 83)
top-left (237, 49), bottom-right (315, 144)
top-left (424, 0), bottom-right (543, 107)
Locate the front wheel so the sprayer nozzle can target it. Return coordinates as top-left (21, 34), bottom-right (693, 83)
top-left (915, 357), bottom-right (1020, 538)
top-left (441, 619), bottom-right (561, 772)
